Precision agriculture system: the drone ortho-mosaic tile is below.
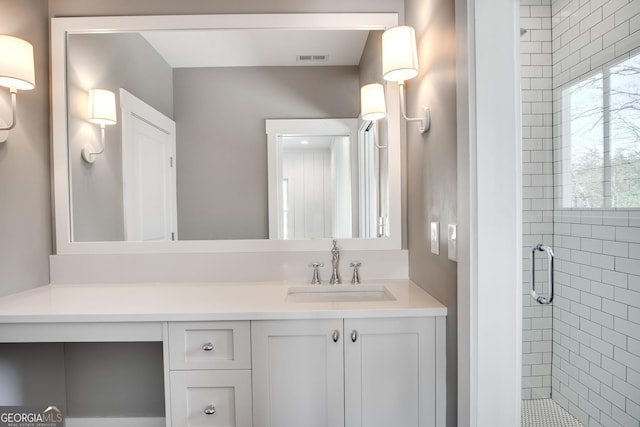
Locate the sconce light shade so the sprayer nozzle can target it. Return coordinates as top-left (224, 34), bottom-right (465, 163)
top-left (382, 26), bottom-right (419, 82)
top-left (88, 89), bottom-right (117, 126)
top-left (360, 83), bottom-right (387, 121)
top-left (0, 35), bottom-right (36, 91)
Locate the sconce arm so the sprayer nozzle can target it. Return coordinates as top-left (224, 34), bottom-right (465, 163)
top-left (398, 81), bottom-right (430, 134)
top-left (0, 90), bottom-right (18, 142)
top-left (81, 124), bottom-right (106, 163)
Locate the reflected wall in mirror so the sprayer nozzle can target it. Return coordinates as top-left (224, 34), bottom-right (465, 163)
top-left (266, 118), bottom-right (388, 240)
top-left (51, 14), bottom-right (402, 254)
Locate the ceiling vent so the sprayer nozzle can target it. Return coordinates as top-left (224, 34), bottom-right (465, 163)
top-left (296, 55), bottom-right (329, 62)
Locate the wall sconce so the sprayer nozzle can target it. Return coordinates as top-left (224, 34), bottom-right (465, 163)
top-left (360, 82), bottom-right (387, 121)
top-left (382, 26), bottom-right (430, 134)
top-left (0, 35), bottom-right (36, 143)
top-left (82, 88), bottom-right (117, 163)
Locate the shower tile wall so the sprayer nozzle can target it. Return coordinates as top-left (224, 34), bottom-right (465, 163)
top-left (521, 0), bottom-right (555, 400)
top-left (551, 0), bottom-right (640, 426)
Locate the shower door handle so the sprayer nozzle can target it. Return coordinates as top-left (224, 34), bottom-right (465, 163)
top-left (530, 244), bottom-right (554, 305)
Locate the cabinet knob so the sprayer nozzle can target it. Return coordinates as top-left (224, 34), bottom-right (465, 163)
top-left (332, 329), bottom-right (340, 343)
top-left (351, 330), bottom-right (358, 342)
top-left (202, 342), bottom-right (214, 351)
top-left (204, 404), bottom-right (216, 415)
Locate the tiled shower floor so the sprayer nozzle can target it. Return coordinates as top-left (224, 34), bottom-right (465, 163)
top-left (522, 399), bottom-right (584, 427)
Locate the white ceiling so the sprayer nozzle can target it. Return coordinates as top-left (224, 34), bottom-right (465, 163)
top-left (140, 29), bottom-right (370, 68)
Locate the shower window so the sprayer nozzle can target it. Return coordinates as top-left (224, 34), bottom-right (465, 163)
top-left (561, 52), bottom-right (640, 208)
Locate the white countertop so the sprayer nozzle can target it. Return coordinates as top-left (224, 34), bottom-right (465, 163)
top-left (0, 280), bottom-right (447, 323)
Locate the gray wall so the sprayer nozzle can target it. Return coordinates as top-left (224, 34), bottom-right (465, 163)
top-left (174, 66), bottom-right (359, 240)
top-left (404, 0), bottom-right (458, 426)
top-left (67, 33), bottom-right (173, 242)
top-left (0, 0), bottom-right (51, 297)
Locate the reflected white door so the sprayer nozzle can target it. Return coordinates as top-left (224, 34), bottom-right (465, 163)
top-left (121, 88), bottom-right (177, 241)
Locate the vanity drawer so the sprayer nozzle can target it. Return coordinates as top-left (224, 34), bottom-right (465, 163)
top-left (170, 370), bottom-right (252, 427)
top-left (168, 321), bottom-right (251, 370)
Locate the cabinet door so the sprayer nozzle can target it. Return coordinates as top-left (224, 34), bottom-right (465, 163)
top-left (344, 317), bottom-right (442, 427)
top-left (252, 319), bottom-right (345, 427)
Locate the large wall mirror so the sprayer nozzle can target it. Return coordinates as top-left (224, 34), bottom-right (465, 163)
top-left (51, 14), bottom-right (402, 254)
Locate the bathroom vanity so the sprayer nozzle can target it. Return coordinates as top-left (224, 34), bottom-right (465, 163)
top-left (0, 280), bottom-right (446, 427)
top-left (3, 11), bottom-right (449, 427)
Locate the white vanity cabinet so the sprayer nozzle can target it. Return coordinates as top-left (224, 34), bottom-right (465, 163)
top-left (168, 321), bottom-right (253, 427)
top-left (251, 317), bottom-right (446, 427)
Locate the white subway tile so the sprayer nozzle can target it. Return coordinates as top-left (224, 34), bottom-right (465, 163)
top-left (603, 299), bottom-right (628, 319)
top-left (593, 225), bottom-right (616, 240)
top-left (630, 306), bottom-right (640, 324)
top-left (591, 14), bottom-right (616, 39)
top-left (601, 383), bottom-right (627, 410)
top-left (581, 264), bottom-right (603, 281)
top-left (572, 223), bottom-right (593, 237)
top-left (602, 0), bottom-right (631, 18)
top-left (629, 369), bottom-right (640, 389)
top-left (614, 317), bottom-right (640, 341)
top-left (627, 400), bottom-right (640, 424)
top-left (616, 257), bottom-right (640, 276)
top-left (616, 227), bottom-right (640, 243)
top-left (604, 211), bottom-right (629, 226)
top-left (629, 336), bottom-right (640, 357)
top-left (582, 238), bottom-right (604, 253)
top-left (602, 355), bottom-right (627, 382)
top-left (591, 335), bottom-right (615, 357)
top-left (581, 36), bottom-right (604, 59)
top-left (580, 7), bottom-right (604, 33)
top-left (579, 395), bottom-right (602, 422)
top-left (602, 269), bottom-right (628, 287)
top-left (591, 308), bottom-right (615, 329)
top-left (602, 326), bottom-right (628, 347)
top-left (522, 41), bottom-right (544, 54)
top-left (592, 253), bottom-right (616, 270)
top-left (572, 249), bottom-right (593, 265)
top-left (603, 20), bottom-right (630, 47)
top-left (615, 30), bottom-right (640, 57)
top-left (614, 287), bottom-right (640, 309)
top-left (591, 281), bottom-right (615, 299)
top-left (614, 0), bottom-right (640, 26)
top-left (590, 44), bottom-right (617, 68)
top-left (631, 13), bottom-right (640, 34)
top-left (629, 275), bottom-right (640, 292)
top-left (522, 16), bottom-right (545, 30)
top-left (612, 376), bottom-right (640, 407)
top-left (570, 1), bottom-right (592, 27)
top-left (572, 300), bottom-right (592, 318)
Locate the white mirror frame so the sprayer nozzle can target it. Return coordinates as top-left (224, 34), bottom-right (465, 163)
top-left (51, 13), bottom-right (401, 254)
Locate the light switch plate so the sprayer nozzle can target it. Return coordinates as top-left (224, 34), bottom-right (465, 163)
top-left (448, 224), bottom-right (457, 262)
top-left (430, 222), bottom-right (439, 255)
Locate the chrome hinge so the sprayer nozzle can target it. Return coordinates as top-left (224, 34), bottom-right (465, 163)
top-left (170, 156), bottom-right (174, 167)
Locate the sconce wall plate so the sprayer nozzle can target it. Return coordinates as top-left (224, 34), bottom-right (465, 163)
top-left (0, 118), bottom-right (9, 143)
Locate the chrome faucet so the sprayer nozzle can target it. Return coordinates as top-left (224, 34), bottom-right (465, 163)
top-left (329, 239), bottom-right (341, 285)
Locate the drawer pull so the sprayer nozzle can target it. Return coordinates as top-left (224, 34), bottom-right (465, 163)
top-left (351, 330), bottom-right (358, 342)
top-left (204, 404), bottom-right (216, 415)
top-left (202, 342), bottom-right (214, 351)
top-left (332, 329), bottom-right (340, 343)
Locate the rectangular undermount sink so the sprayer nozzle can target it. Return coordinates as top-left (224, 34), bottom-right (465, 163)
top-left (287, 284), bottom-right (396, 303)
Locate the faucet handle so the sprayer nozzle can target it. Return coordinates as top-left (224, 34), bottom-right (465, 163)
top-left (309, 262), bottom-right (323, 285)
top-left (350, 262), bottom-right (361, 285)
